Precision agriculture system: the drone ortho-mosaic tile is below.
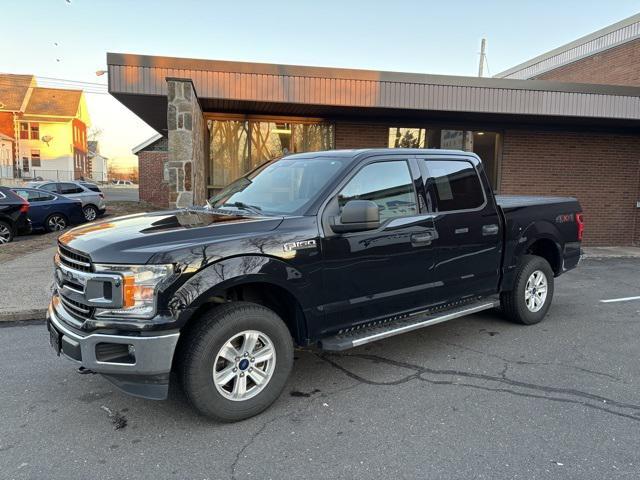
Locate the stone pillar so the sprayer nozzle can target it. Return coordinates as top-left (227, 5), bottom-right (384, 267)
top-left (166, 78), bottom-right (207, 208)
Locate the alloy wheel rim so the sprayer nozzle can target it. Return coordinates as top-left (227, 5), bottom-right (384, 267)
top-left (525, 270), bottom-right (548, 313)
top-left (49, 216), bottom-right (66, 231)
top-left (0, 225), bottom-right (10, 243)
top-left (213, 330), bottom-right (276, 402)
top-left (84, 207), bottom-right (96, 221)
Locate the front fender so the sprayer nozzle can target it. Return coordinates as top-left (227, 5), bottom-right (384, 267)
top-left (168, 254), bottom-right (311, 322)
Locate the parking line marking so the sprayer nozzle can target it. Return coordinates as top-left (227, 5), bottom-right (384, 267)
top-left (600, 296), bottom-right (640, 303)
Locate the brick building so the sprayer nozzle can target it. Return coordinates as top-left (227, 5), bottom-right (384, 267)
top-left (121, 14), bottom-right (640, 246)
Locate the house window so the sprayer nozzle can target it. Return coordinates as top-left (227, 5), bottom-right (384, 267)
top-left (31, 150), bottom-right (41, 167)
top-left (22, 157), bottom-right (29, 172)
top-left (20, 123), bottom-right (29, 140)
top-left (30, 123), bottom-right (39, 140)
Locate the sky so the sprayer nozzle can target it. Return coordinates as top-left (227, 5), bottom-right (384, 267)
top-left (3, 0), bottom-right (639, 168)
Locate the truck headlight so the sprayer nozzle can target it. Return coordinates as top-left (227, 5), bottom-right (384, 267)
top-left (93, 264), bottom-right (174, 319)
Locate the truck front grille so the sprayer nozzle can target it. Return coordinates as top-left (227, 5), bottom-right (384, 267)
top-left (58, 244), bottom-right (92, 273)
top-left (59, 294), bottom-right (95, 321)
top-left (56, 243), bottom-right (94, 322)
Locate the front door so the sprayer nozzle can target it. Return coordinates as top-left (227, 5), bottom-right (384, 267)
top-left (319, 157), bottom-right (438, 337)
top-left (418, 156), bottom-right (502, 303)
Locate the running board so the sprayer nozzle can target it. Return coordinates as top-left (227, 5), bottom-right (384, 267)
top-left (319, 299), bottom-right (500, 351)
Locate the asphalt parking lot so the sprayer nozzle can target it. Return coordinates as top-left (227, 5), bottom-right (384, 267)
top-left (102, 186), bottom-right (139, 202)
top-left (1, 257), bottom-right (639, 480)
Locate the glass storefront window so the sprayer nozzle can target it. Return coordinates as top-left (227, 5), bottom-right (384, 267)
top-left (388, 127), bottom-right (501, 189)
top-left (208, 119), bottom-right (334, 194)
top-left (209, 120), bottom-right (249, 189)
top-left (388, 128), bottom-right (427, 148)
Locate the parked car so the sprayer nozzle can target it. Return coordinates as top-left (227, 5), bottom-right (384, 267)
top-left (111, 180), bottom-right (135, 186)
top-left (27, 181), bottom-right (106, 221)
top-left (0, 186), bottom-right (32, 243)
top-left (11, 187), bottom-right (85, 232)
top-left (47, 149), bottom-right (583, 421)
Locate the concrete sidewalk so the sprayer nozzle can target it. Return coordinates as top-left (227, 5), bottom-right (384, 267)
top-left (0, 246), bottom-right (55, 322)
top-left (0, 245), bottom-right (638, 323)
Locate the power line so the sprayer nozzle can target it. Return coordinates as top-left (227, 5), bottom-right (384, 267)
top-left (0, 79), bottom-right (110, 95)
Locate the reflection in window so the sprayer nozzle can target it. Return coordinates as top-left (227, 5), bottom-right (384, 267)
top-left (388, 128), bottom-right (427, 148)
top-left (424, 160), bottom-right (484, 212)
top-left (209, 120), bottom-right (249, 189)
top-left (251, 122), bottom-right (292, 166)
top-left (339, 161), bottom-right (417, 222)
top-left (388, 127), bottom-right (501, 189)
top-left (293, 124), bottom-right (334, 153)
top-left (208, 119), bottom-right (334, 193)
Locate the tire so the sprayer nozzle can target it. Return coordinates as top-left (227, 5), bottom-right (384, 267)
top-left (500, 255), bottom-right (554, 325)
top-left (179, 302), bottom-right (294, 422)
top-left (0, 220), bottom-right (13, 244)
top-left (45, 213), bottom-right (68, 233)
top-left (83, 205), bottom-right (98, 221)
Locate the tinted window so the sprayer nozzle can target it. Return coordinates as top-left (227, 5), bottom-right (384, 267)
top-left (59, 183), bottom-right (84, 194)
top-left (424, 160), bottom-right (484, 212)
top-left (82, 184), bottom-right (101, 192)
top-left (339, 161), bottom-right (417, 222)
top-left (14, 190), bottom-right (40, 202)
top-left (38, 192), bottom-right (56, 201)
top-left (40, 183), bottom-right (58, 193)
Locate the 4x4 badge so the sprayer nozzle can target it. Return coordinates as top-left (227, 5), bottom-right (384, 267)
top-left (283, 239), bottom-right (317, 252)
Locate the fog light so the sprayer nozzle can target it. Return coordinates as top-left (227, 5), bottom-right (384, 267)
top-left (128, 345), bottom-right (135, 355)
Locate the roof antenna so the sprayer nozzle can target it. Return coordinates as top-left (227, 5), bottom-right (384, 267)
top-left (478, 38), bottom-right (487, 77)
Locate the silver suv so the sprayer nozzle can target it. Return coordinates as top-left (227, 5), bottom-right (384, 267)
top-left (27, 181), bottom-right (106, 221)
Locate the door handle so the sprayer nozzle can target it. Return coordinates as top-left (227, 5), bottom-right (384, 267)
top-left (411, 232), bottom-right (435, 244)
top-left (482, 224), bottom-right (499, 236)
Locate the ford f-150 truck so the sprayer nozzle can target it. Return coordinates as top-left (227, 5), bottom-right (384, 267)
top-left (47, 149), bottom-right (583, 421)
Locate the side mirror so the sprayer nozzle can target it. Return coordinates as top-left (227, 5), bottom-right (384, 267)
top-left (331, 200), bottom-right (380, 233)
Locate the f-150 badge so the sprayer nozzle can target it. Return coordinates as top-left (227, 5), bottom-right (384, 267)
top-left (283, 239), bottom-right (317, 252)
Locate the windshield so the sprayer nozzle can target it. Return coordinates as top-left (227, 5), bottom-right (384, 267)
top-left (209, 157), bottom-right (348, 215)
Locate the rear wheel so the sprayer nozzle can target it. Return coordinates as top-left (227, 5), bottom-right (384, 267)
top-left (45, 214), bottom-right (68, 232)
top-left (500, 255), bottom-right (554, 325)
top-left (83, 205), bottom-right (98, 221)
top-left (179, 302), bottom-right (294, 422)
top-left (0, 221), bottom-right (13, 244)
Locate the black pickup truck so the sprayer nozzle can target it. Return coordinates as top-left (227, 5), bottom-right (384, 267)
top-left (47, 149), bottom-right (583, 421)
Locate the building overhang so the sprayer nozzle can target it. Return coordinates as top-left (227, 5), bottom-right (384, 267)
top-left (107, 52), bottom-right (640, 134)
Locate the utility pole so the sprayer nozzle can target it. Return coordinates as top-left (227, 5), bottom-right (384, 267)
top-left (478, 38), bottom-right (487, 77)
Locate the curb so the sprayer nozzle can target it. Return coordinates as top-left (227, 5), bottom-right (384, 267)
top-left (0, 308), bottom-right (47, 323)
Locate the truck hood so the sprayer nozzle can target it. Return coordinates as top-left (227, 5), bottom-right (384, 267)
top-left (59, 209), bottom-right (284, 264)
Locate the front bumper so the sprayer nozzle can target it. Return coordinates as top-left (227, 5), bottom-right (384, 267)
top-left (47, 302), bottom-right (180, 399)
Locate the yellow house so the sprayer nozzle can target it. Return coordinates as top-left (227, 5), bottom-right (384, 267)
top-left (0, 73), bottom-right (91, 181)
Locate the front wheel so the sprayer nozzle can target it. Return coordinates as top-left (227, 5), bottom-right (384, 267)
top-left (500, 255), bottom-right (554, 325)
top-left (179, 302), bottom-right (294, 422)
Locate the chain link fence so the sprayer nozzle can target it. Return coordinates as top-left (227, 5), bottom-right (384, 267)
top-left (8, 169), bottom-right (110, 184)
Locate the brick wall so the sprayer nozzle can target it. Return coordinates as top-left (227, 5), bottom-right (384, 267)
top-left (536, 38), bottom-right (640, 86)
top-left (138, 150), bottom-right (169, 208)
top-left (501, 130), bottom-right (640, 246)
top-left (335, 123), bottom-right (388, 149)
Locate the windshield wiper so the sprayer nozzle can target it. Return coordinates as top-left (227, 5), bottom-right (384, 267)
top-left (221, 201), bottom-right (264, 215)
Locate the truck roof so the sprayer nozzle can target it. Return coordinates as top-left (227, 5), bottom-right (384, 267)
top-left (286, 148), bottom-right (480, 163)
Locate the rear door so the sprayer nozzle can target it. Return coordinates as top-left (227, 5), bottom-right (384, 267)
top-left (418, 155), bottom-right (501, 303)
top-left (13, 189), bottom-right (48, 227)
top-left (319, 156), bottom-right (438, 336)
